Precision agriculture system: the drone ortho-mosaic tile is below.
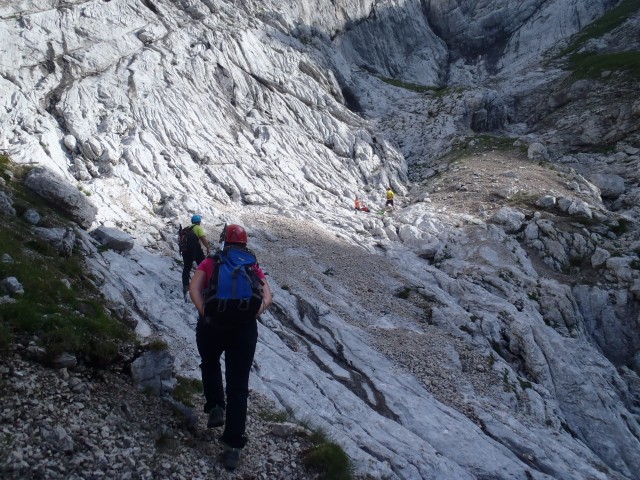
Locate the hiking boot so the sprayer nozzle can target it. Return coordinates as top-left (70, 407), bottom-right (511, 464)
top-left (221, 444), bottom-right (241, 471)
top-left (207, 406), bottom-right (224, 428)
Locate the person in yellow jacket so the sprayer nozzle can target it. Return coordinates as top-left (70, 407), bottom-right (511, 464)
top-left (385, 187), bottom-right (396, 211)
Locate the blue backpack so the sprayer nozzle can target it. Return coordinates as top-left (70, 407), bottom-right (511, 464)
top-left (203, 246), bottom-right (264, 324)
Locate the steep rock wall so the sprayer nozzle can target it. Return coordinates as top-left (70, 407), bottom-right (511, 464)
top-left (1, 1), bottom-right (639, 479)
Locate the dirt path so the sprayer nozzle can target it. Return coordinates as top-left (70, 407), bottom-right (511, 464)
top-left (240, 210), bottom-right (505, 426)
top-left (238, 145), bottom-right (610, 427)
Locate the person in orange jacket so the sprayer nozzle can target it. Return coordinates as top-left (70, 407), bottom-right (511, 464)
top-left (354, 196), bottom-right (370, 212)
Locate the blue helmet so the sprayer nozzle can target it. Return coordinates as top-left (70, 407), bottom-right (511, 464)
top-left (191, 214), bottom-right (202, 224)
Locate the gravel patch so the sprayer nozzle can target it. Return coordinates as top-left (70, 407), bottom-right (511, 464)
top-left (0, 354), bottom-right (320, 479)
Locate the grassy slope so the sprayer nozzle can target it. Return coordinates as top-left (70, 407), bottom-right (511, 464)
top-left (563, 0), bottom-right (640, 78)
top-left (0, 155), bottom-right (132, 365)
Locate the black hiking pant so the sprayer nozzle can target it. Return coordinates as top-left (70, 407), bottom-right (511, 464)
top-left (196, 316), bottom-right (258, 449)
top-left (182, 248), bottom-right (205, 289)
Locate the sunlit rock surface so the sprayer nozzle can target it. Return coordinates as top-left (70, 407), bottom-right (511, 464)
top-left (1, 0), bottom-right (638, 478)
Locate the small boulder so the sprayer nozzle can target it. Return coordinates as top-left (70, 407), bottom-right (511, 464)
top-left (130, 349), bottom-right (174, 395)
top-left (557, 197), bottom-right (592, 219)
top-left (23, 209), bottom-right (41, 225)
top-left (0, 295), bottom-right (16, 305)
top-left (591, 248), bottom-right (610, 268)
top-left (1, 277), bottom-right (24, 295)
top-left (490, 207), bottom-right (525, 233)
top-left (589, 174), bottom-right (625, 199)
top-left (44, 425), bottom-right (74, 453)
top-left (90, 226), bottom-right (134, 252)
top-left (605, 257), bottom-right (635, 282)
top-left (50, 352), bottom-right (78, 369)
top-left (32, 227), bottom-right (76, 257)
top-left (527, 143), bottom-right (549, 161)
top-left (535, 195), bottom-right (556, 209)
top-left (567, 200), bottom-right (592, 219)
top-left (24, 167), bottom-right (97, 229)
top-left (80, 137), bottom-right (104, 161)
top-left (63, 135), bottom-right (78, 152)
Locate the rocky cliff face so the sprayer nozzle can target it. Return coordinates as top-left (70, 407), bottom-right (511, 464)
top-left (1, 0), bottom-right (639, 479)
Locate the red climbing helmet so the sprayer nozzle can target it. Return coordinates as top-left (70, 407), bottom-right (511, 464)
top-left (220, 224), bottom-right (248, 245)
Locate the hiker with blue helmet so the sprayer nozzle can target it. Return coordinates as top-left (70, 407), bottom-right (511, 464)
top-left (179, 214), bottom-right (211, 298)
top-left (189, 224), bottom-right (272, 472)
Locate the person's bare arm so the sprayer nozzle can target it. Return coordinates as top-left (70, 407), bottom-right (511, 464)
top-left (199, 235), bottom-right (211, 255)
top-left (189, 269), bottom-right (207, 317)
top-left (257, 280), bottom-right (273, 316)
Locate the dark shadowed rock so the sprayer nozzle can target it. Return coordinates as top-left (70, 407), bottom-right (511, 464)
top-left (32, 227), bottom-right (76, 257)
top-left (24, 167), bottom-right (96, 229)
top-left (0, 189), bottom-right (15, 216)
top-left (589, 173), bottom-right (625, 199)
top-left (23, 209), bottom-right (41, 225)
top-left (50, 352), bottom-right (78, 369)
top-left (90, 226), bottom-right (134, 252)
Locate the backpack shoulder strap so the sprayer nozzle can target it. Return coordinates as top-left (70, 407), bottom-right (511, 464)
top-left (207, 251), bottom-right (222, 287)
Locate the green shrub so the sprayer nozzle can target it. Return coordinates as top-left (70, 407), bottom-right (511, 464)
top-left (473, 135), bottom-right (518, 150)
top-left (155, 430), bottom-right (174, 450)
top-left (270, 423), bottom-right (351, 480)
top-left (538, 160), bottom-right (556, 170)
top-left (0, 322), bottom-right (13, 354)
top-left (502, 369), bottom-right (511, 392)
top-left (395, 287), bottom-right (412, 299)
top-left (378, 76), bottom-right (448, 95)
top-left (0, 154), bottom-right (11, 172)
top-left (459, 324), bottom-right (473, 334)
top-left (303, 436), bottom-right (352, 480)
top-left (488, 353), bottom-right (496, 368)
top-left (561, 0), bottom-right (640, 55)
top-left (506, 192), bottom-right (539, 208)
top-left (518, 378), bottom-right (532, 390)
top-left (610, 218), bottom-right (630, 235)
top-left (148, 338), bottom-right (169, 351)
top-left (569, 51), bottom-right (640, 79)
top-left (172, 376), bottom-right (203, 407)
top-left (258, 408), bottom-right (291, 423)
top-left (1, 296), bottom-right (131, 365)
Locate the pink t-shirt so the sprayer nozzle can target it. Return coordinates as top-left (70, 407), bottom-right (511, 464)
top-left (196, 256), bottom-right (266, 283)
